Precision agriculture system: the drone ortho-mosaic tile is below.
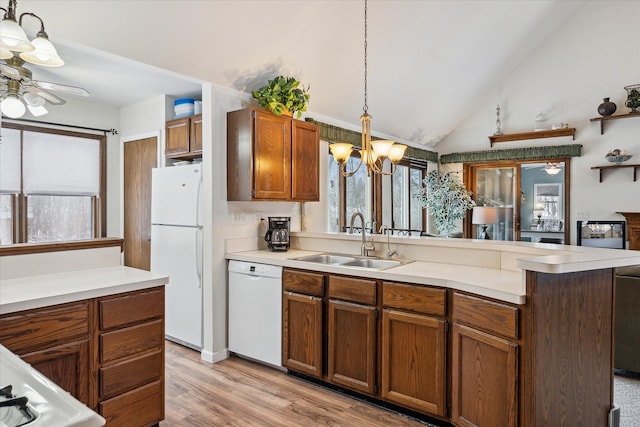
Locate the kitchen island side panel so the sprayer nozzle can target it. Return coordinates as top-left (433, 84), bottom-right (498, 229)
top-left (524, 269), bottom-right (614, 427)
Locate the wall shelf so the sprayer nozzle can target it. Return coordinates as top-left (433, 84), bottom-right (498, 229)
top-left (589, 112), bottom-right (640, 135)
top-left (488, 128), bottom-right (576, 147)
top-left (590, 163), bottom-right (640, 182)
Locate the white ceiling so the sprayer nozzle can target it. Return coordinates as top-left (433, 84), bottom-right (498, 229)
top-left (13, 0), bottom-right (586, 148)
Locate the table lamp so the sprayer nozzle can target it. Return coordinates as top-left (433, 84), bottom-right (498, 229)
top-left (472, 207), bottom-right (498, 240)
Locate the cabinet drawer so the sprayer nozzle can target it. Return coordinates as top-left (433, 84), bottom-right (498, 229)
top-left (453, 293), bottom-right (519, 340)
top-left (99, 287), bottom-right (164, 331)
top-left (283, 269), bottom-right (324, 297)
top-left (99, 380), bottom-right (163, 427)
top-left (100, 320), bottom-right (163, 364)
top-left (100, 350), bottom-right (163, 399)
top-left (0, 302), bottom-right (89, 354)
top-left (328, 276), bottom-right (376, 306)
top-left (383, 282), bottom-right (446, 316)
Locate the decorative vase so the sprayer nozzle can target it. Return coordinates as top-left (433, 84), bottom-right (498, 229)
top-left (624, 84), bottom-right (640, 113)
top-left (597, 97), bottom-right (617, 117)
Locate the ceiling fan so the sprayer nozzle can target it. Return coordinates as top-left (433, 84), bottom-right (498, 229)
top-left (0, 0), bottom-right (89, 118)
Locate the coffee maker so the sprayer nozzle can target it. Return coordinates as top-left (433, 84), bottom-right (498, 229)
top-left (264, 217), bottom-right (291, 252)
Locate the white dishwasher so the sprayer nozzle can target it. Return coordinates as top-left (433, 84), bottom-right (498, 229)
top-left (228, 260), bottom-right (283, 367)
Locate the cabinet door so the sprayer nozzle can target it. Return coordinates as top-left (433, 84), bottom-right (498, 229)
top-left (451, 323), bottom-right (518, 427)
top-left (282, 292), bottom-right (323, 378)
top-left (253, 110), bottom-right (291, 200)
top-left (381, 309), bottom-right (446, 416)
top-left (327, 299), bottom-right (377, 395)
top-left (21, 340), bottom-right (91, 406)
top-left (190, 114), bottom-right (203, 154)
top-left (165, 117), bottom-right (190, 157)
top-left (291, 120), bottom-right (319, 201)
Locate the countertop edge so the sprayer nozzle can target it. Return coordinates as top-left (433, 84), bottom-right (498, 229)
top-left (0, 266), bottom-right (168, 315)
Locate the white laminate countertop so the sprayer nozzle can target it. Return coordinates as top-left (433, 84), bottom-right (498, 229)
top-left (226, 250), bottom-right (526, 304)
top-left (0, 266), bottom-right (168, 315)
top-left (226, 244), bottom-right (640, 305)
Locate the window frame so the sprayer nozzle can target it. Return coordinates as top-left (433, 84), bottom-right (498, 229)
top-left (390, 158), bottom-right (427, 234)
top-left (1, 122), bottom-right (107, 243)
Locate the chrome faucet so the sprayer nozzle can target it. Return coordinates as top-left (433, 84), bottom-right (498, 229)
top-left (350, 212), bottom-right (375, 257)
top-left (379, 225), bottom-right (398, 259)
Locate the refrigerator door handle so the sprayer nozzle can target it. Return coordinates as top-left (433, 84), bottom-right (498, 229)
top-left (196, 227), bottom-right (203, 288)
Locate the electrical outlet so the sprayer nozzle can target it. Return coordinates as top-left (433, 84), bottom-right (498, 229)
top-left (576, 210), bottom-right (590, 219)
top-left (231, 212), bottom-right (246, 225)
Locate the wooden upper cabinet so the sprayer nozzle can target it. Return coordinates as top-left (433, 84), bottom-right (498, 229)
top-left (291, 120), bottom-right (320, 201)
top-left (165, 114), bottom-right (202, 159)
top-left (227, 108), bottom-right (319, 201)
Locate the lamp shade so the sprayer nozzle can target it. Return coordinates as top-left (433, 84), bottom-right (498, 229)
top-left (329, 143), bottom-right (353, 163)
top-left (20, 36), bottom-right (64, 67)
top-left (371, 139), bottom-right (394, 157)
top-left (388, 144), bottom-right (407, 162)
top-left (1, 96), bottom-right (26, 118)
top-left (472, 206), bottom-right (498, 225)
top-left (0, 18), bottom-right (34, 52)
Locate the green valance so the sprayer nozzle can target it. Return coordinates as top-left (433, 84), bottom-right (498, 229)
top-left (439, 144), bottom-right (582, 164)
top-left (305, 118), bottom-right (438, 163)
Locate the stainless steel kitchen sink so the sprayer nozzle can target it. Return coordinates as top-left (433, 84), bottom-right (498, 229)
top-left (294, 254), bottom-right (357, 265)
top-left (294, 253), bottom-right (413, 270)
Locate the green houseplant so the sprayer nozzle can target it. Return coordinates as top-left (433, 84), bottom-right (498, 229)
top-left (415, 170), bottom-right (476, 236)
top-left (252, 76), bottom-right (310, 119)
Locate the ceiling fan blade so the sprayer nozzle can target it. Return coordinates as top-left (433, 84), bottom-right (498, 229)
top-left (0, 63), bottom-right (24, 80)
top-left (35, 81), bottom-right (89, 97)
top-left (25, 86), bottom-right (66, 105)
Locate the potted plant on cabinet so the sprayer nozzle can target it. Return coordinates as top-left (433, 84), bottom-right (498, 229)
top-left (415, 170), bottom-right (476, 236)
top-left (252, 75), bottom-right (310, 119)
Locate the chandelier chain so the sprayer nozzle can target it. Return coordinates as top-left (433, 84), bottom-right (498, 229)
top-left (363, 0), bottom-right (368, 114)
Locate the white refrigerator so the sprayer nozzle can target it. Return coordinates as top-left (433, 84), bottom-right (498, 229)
top-left (150, 164), bottom-right (203, 350)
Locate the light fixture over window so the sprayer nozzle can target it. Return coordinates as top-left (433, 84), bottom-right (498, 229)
top-left (1, 0), bottom-right (65, 118)
top-left (329, 0), bottom-right (407, 177)
top-left (544, 162), bottom-right (562, 175)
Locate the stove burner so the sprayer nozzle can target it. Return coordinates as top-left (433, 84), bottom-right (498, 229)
top-left (0, 385), bottom-right (38, 427)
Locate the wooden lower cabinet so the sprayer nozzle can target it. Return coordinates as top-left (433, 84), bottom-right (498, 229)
top-left (282, 291), bottom-right (323, 378)
top-left (451, 323), bottom-right (518, 427)
top-left (381, 309), bottom-right (446, 416)
top-left (0, 287), bottom-right (165, 427)
top-left (97, 287), bottom-right (165, 426)
top-left (0, 302), bottom-right (91, 405)
top-left (327, 299), bottom-right (377, 395)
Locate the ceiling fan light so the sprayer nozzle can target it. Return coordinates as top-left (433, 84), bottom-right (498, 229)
top-left (0, 18), bottom-right (35, 52)
top-left (27, 104), bottom-right (48, 117)
top-left (1, 96), bottom-right (27, 118)
top-left (544, 163), bottom-right (562, 175)
top-left (20, 36), bottom-right (64, 67)
top-left (23, 91), bottom-right (46, 107)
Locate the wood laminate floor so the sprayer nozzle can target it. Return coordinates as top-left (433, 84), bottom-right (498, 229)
top-left (160, 341), bottom-right (434, 426)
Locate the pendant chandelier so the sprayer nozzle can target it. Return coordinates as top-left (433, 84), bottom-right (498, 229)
top-left (329, 0), bottom-right (407, 177)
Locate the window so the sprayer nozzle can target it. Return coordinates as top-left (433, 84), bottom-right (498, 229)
top-left (0, 124), bottom-right (105, 244)
top-left (391, 160), bottom-right (426, 234)
top-left (328, 150), bottom-right (426, 235)
top-left (328, 152), bottom-right (375, 233)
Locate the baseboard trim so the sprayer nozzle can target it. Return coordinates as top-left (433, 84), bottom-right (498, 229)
top-left (201, 348), bottom-right (229, 363)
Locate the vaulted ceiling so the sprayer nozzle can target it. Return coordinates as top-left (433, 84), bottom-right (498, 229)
top-left (12, 0), bottom-right (586, 148)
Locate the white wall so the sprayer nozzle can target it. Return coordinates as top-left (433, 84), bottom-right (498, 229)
top-left (435, 1), bottom-right (640, 244)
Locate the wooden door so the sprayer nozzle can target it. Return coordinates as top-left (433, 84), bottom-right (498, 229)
top-left (451, 323), bottom-right (518, 427)
top-left (282, 292), bottom-right (323, 378)
top-left (291, 120), bottom-right (319, 201)
top-left (190, 114), bottom-right (203, 155)
top-left (21, 340), bottom-right (91, 405)
top-left (165, 118), bottom-right (190, 157)
top-left (124, 136), bottom-right (157, 270)
top-left (381, 309), bottom-right (446, 416)
top-left (327, 299), bottom-right (377, 395)
top-left (253, 110), bottom-right (291, 200)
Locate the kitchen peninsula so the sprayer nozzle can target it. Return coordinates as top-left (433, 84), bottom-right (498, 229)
top-left (0, 238), bottom-right (169, 427)
top-left (226, 232), bottom-right (640, 427)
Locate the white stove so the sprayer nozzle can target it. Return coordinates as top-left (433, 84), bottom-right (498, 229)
top-left (0, 344), bottom-right (105, 427)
